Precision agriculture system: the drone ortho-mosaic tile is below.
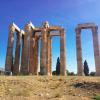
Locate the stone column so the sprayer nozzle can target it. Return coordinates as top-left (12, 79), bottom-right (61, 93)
top-left (47, 35), bottom-right (52, 75)
top-left (50, 36), bottom-right (52, 75)
top-left (20, 24), bottom-right (31, 74)
top-left (76, 28), bottom-right (83, 76)
top-left (29, 31), bottom-right (34, 74)
top-left (33, 36), bottom-right (39, 75)
top-left (5, 24), bottom-right (15, 75)
top-left (60, 29), bottom-right (66, 76)
top-left (92, 26), bottom-right (100, 76)
top-left (40, 29), bottom-right (47, 75)
top-left (13, 32), bottom-right (21, 75)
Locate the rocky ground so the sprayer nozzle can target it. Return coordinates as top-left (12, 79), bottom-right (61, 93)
top-left (0, 76), bottom-right (100, 100)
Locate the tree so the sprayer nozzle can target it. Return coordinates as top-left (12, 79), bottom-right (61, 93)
top-left (56, 57), bottom-right (60, 75)
top-left (84, 60), bottom-right (89, 76)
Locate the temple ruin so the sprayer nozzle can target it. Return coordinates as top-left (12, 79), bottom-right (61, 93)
top-left (5, 22), bottom-right (100, 76)
top-left (76, 23), bottom-right (100, 76)
top-left (5, 21), bottom-right (66, 76)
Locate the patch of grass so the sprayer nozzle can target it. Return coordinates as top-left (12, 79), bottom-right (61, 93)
top-left (93, 95), bottom-right (100, 100)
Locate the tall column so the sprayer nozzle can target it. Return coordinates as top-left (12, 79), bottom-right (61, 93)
top-left (29, 31), bottom-right (34, 74)
top-left (60, 29), bottom-right (66, 76)
top-left (21, 24), bottom-right (31, 74)
top-left (76, 28), bottom-right (83, 76)
top-left (50, 36), bottom-right (52, 75)
top-left (47, 35), bottom-right (52, 75)
top-left (5, 24), bottom-right (15, 75)
top-left (40, 29), bottom-right (47, 75)
top-left (92, 26), bottom-right (100, 76)
top-left (33, 37), bottom-right (39, 75)
top-left (13, 32), bottom-right (21, 75)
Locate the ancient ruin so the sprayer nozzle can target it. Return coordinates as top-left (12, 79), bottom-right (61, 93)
top-left (76, 23), bottom-right (100, 76)
top-left (5, 21), bottom-right (66, 76)
top-left (5, 22), bottom-right (100, 76)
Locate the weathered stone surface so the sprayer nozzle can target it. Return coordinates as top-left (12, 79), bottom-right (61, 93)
top-left (76, 28), bottom-right (83, 76)
top-left (5, 22), bottom-right (67, 76)
top-left (20, 24), bottom-right (31, 74)
top-left (47, 34), bottom-right (52, 75)
top-left (40, 29), bottom-right (48, 75)
top-left (13, 32), bottom-right (21, 75)
top-left (5, 24), bottom-right (15, 75)
top-left (92, 26), bottom-right (100, 76)
top-left (60, 29), bottom-right (66, 76)
top-left (76, 23), bottom-right (100, 76)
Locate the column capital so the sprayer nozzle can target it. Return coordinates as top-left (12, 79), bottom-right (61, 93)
top-left (9, 24), bottom-right (15, 33)
top-left (42, 21), bottom-right (49, 29)
top-left (24, 24), bottom-right (32, 33)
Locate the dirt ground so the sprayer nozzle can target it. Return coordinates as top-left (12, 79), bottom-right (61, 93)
top-left (0, 76), bottom-right (100, 100)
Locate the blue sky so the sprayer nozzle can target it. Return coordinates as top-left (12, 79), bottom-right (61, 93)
top-left (0, 0), bottom-right (100, 73)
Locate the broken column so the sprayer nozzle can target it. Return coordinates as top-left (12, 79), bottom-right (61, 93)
top-left (92, 26), bottom-right (100, 76)
top-left (76, 28), bottom-right (83, 76)
top-left (60, 29), bottom-right (66, 75)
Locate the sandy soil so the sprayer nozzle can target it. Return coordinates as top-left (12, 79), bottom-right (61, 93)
top-left (0, 76), bottom-right (100, 100)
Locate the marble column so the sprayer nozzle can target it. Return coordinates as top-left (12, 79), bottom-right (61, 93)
top-left (5, 24), bottom-right (15, 75)
top-left (13, 32), bottom-right (21, 75)
top-left (33, 37), bottom-right (39, 75)
top-left (60, 29), bottom-right (66, 76)
top-left (29, 32), bottom-right (34, 74)
top-left (92, 26), bottom-right (100, 76)
top-left (76, 28), bottom-right (83, 76)
top-left (21, 24), bottom-right (31, 74)
top-left (40, 29), bottom-right (47, 75)
top-left (47, 35), bottom-right (52, 75)
top-left (50, 36), bottom-right (52, 75)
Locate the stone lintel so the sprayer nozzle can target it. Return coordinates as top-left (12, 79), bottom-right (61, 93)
top-left (77, 23), bottom-right (96, 29)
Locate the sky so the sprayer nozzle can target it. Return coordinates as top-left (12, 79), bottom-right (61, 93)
top-left (0, 0), bottom-right (100, 73)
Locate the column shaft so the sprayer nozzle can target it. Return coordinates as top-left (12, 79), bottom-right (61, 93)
top-left (60, 29), bottom-right (66, 76)
top-left (50, 37), bottom-right (52, 75)
top-left (21, 25), bottom-right (31, 74)
top-left (92, 26), bottom-right (100, 76)
top-left (29, 33), bottom-right (34, 74)
top-left (5, 25), bottom-right (15, 75)
top-left (76, 28), bottom-right (83, 76)
top-left (13, 33), bottom-right (21, 75)
top-left (40, 29), bottom-right (47, 75)
top-left (47, 35), bottom-right (52, 75)
top-left (33, 37), bottom-right (38, 75)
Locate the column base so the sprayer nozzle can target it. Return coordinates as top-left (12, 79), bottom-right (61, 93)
top-left (40, 66), bottom-right (47, 75)
top-left (5, 71), bottom-right (12, 75)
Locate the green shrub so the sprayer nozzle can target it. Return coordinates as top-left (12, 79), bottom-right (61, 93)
top-left (93, 95), bottom-right (100, 100)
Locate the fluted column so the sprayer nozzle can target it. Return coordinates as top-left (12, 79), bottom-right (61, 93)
top-left (50, 36), bottom-right (52, 75)
top-left (76, 28), bottom-right (83, 76)
top-left (29, 32), bottom-right (34, 74)
top-left (92, 26), bottom-right (100, 76)
top-left (13, 32), bottom-right (21, 75)
top-left (21, 24), bottom-right (31, 74)
top-left (40, 29), bottom-right (47, 75)
top-left (60, 29), bottom-right (66, 76)
top-left (33, 36), bottom-right (39, 75)
top-left (5, 24), bottom-right (15, 75)
top-left (47, 35), bottom-right (52, 75)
